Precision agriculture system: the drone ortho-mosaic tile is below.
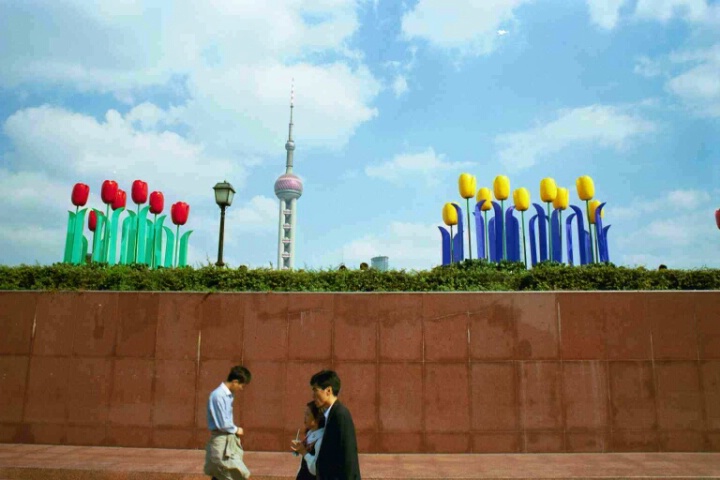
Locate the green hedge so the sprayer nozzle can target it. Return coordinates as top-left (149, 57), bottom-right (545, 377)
top-left (1, 261), bottom-right (719, 291)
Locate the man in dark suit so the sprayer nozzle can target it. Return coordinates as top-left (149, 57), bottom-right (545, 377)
top-left (310, 370), bottom-right (361, 480)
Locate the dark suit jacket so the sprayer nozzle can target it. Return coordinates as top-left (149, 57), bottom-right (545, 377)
top-left (316, 400), bottom-right (361, 480)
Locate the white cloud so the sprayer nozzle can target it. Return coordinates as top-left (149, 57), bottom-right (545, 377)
top-left (495, 105), bottom-right (657, 171)
top-left (612, 189), bottom-right (711, 220)
top-left (634, 0), bottom-right (719, 24)
top-left (634, 56), bottom-right (663, 78)
top-left (392, 75), bottom-right (409, 97)
top-left (320, 221), bottom-right (440, 270)
top-left (666, 45), bottom-right (720, 117)
top-left (497, 29), bottom-right (509, 36)
top-left (225, 196), bottom-right (279, 234)
top-left (0, 1), bottom-right (381, 153)
top-left (365, 147), bottom-right (474, 183)
top-left (611, 190), bottom-right (719, 268)
top-left (586, 0), bottom-right (627, 29)
top-left (587, 0), bottom-right (720, 30)
top-left (401, 0), bottom-right (529, 57)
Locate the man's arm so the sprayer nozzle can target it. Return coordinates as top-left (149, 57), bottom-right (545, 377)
top-left (338, 406), bottom-right (360, 478)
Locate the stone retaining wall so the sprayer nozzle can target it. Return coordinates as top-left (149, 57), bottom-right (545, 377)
top-left (0, 291), bottom-right (718, 452)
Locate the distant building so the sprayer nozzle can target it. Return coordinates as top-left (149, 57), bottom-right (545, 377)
top-left (371, 256), bottom-right (389, 271)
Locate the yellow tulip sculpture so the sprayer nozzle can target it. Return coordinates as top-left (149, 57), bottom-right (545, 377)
top-left (540, 178), bottom-right (558, 261)
top-left (513, 187), bottom-right (530, 268)
top-left (443, 202), bottom-right (458, 263)
top-left (553, 187), bottom-right (569, 262)
top-left (576, 175), bottom-right (596, 262)
top-left (476, 187), bottom-right (493, 259)
top-left (493, 175), bottom-right (510, 260)
top-left (458, 173), bottom-right (476, 260)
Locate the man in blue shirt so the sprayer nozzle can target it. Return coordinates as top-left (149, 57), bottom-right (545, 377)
top-left (204, 365), bottom-right (252, 480)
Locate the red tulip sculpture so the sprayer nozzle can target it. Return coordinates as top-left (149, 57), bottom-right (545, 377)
top-left (63, 182), bottom-right (91, 263)
top-left (130, 180), bottom-right (149, 264)
top-left (716, 209), bottom-right (720, 230)
top-left (148, 191), bottom-right (165, 268)
top-left (168, 201), bottom-right (192, 267)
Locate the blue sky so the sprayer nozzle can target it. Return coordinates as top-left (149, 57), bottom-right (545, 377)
top-left (1, 0), bottom-right (719, 270)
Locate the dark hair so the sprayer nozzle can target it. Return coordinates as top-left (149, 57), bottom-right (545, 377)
top-left (306, 400), bottom-right (325, 428)
top-left (658, 264), bottom-right (668, 270)
top-left (227, 365), bottom-right (252, 384)
top-left (359, 262), bottom-right (369, 270)
top-left (310, 369), bottom-right (341, 396)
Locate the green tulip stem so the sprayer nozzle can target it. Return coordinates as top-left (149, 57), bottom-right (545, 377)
top-left (547, 202), bottom-right (553, 262)
top-left (501, 199), bottom-right (506, 261)
top-left (558, 210), bottom-right (563, 263)
top-left (521, 210), bottom-right (527, 269)
top-left (585, 200), bottom-right (595, 263)
top-left (134, 204), bottom-right (141, 263)
top-left (73, 205), bottom-right (79, 261)
top-left (466, 198), bottom-right (472, 261)
top-left (104, 203), bottom-right (110, 263)
top-left (483, 210), bottom-right (489, 260)
top-left (449, 225), bottom-right (454, 264)
top-left (594, 220), bottom-right (601, 263)
top-left (151, 213), bottom-right (157, 268)
top-left (175, 225), bottom-right (180, 268)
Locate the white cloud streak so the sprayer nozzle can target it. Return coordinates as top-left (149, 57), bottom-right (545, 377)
top-left (495, 105), bottom-right (657, 171)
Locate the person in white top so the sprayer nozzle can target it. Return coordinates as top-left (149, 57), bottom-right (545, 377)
top-left (291, 400), bottom-right (326, 479)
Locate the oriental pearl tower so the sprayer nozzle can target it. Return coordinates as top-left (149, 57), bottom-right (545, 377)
top-left (274, 85), bottom-right (303, 270)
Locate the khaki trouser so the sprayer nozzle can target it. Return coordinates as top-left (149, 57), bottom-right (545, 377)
top-left (204, 432), bottom-right (251, 480)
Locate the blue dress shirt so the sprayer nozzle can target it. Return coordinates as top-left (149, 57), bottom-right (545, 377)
top-left (207, 382), bottom-right (238, 434)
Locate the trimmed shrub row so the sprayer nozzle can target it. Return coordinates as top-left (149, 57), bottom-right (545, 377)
top-left (1, 261), bottom-right (719, 291)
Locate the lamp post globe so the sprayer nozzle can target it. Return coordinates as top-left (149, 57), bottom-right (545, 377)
top-left (213, 181), bottom-right (235, 267)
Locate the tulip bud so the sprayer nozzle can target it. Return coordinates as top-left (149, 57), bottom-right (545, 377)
top-left (149, 191), bottom-right (164, 214)
top-left (101, 180), bottom-right (119, 205)
top-left (553, 187), bottom-right (569, 210)
top-left (588, 199), bottom-right (603, 224)
top-left (576, 175), bottom-right (594, 201)
top-left (476, 187), bottom-right (493, 211)
top-left (513, 188), bottom-right (530, 212)
top-left (171, 201), bottom-right (190, 226)
top-left (132, 180), bottom-right (148, 205)
top-left (71, 183), bottom-right (90, 207)
top-left (88, 210), bottom-right (98, 232)
top-left (112, 189), bottom-right (127, 211)
top-left (458, 173), bottom-right (477, 200)
top-left (493, 175), bottom-right (510, 200)
top-left (442, 202), bottom-right (458, 226)
top-left (715, 209), bottom-right (720, 230)
top-left (539, 178), bottom-right (557, 203)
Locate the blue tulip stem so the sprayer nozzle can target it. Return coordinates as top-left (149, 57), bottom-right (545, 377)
top-left (466, 198), bottom-right (472, 261)
top-left (521, 210), bottom-right (527, 269)
top-left (501, 199), bottom-right (506, 260)
top-left (449, 225), bottom-right (454, 264)
top-left (585, 200), bottom-right (595, 263)
top-left (483, 210), bottom-right (488, 260)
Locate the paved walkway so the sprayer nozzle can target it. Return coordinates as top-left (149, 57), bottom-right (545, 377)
top-left (1, 444), bottom-right (720, 479)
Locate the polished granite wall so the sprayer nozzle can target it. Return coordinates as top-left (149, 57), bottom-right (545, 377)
top-left (0, 291), bottom-right (718, 452)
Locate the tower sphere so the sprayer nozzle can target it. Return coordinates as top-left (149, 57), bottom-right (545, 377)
top-left (274, 173), bottom-right (303, 200)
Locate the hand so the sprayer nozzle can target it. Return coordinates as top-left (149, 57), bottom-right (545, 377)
top-left (235, 427), bottom-right (244, 437)
top-left (291, 439), bottom-right (307, 456)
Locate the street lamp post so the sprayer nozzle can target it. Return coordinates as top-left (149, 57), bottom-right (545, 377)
top-left (213, 180), bottom-right (235, 267)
